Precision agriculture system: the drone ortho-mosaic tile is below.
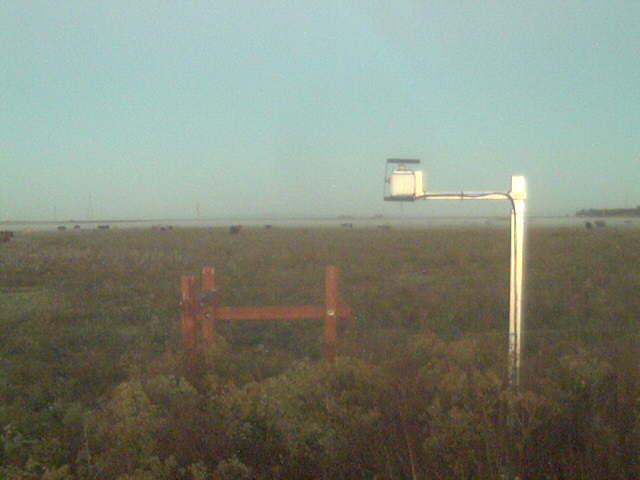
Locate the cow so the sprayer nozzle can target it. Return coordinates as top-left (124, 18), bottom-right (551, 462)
top-left (0, 231), bottom-right (14, 243)
top-left (229, 225), bottom-right (243, 234)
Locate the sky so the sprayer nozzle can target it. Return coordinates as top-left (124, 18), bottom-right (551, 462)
top-left (2, 0), bottom-right (639, 220)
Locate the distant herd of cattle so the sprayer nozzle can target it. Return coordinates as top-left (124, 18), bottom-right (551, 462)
top-left (56, 225), bottom-right (110, 231)
top-left (0, 220), bottom-right (618, 244)
top-left (1, 224), bottom-right (376, 241)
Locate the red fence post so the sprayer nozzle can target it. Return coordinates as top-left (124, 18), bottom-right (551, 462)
top-left (201, 266), bottom-right (217, 352)
top-left (324, 266), bottom-right (338, 364)
top-left (181, 265), bottom-right (351, 364)
top-left (180, 276), bottom-right (197, 369)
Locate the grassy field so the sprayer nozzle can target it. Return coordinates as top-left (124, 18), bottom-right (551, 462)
top-left (1, 226), bottom-right (640, 479)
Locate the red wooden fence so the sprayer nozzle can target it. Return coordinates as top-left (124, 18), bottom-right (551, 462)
top-left (180, 266), bottom-right (351, 368)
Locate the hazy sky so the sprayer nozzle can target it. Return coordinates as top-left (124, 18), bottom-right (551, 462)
top-left (2, 1), bottom-right (639, 220)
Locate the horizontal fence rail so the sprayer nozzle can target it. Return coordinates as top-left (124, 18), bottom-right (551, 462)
top-left (180, 266), bottom-right (351, 368)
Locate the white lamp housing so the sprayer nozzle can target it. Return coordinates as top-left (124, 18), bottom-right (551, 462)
top-left (389, 167), bottom-right (415, 197)
top-left (389, 167), bottom-right (426, 199)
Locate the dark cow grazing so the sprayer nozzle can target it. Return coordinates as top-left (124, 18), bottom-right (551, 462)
top-left (585, 221), bottom-right (593, 230)
top-left (340, 223), bottom-right (353, 229)
top-left (229, 225), bottom-right (243, 234)
top-left (264, 224), bottom-right (273, 229)
top-left (97, 225), bottom-right (110, 230)
top-left (74, 225), bottom-right (81, 230)
top-left (57, 225), bottom-right (67, 231)
top-left (595, 220), bottom-right (606, 228)
top-left (0, 231), bottom-right (14, 243)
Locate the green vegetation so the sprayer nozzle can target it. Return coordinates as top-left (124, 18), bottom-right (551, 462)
top-left (1, 226), bottom-right (640, 479)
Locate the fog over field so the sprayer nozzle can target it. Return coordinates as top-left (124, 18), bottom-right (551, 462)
top-left (2, 1), bottom-right (639, 221)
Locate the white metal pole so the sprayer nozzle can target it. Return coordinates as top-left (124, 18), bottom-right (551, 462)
top-left (508, 176), bottom-right (526, 392)
top-left (385, 168), bottom-right (528, 392)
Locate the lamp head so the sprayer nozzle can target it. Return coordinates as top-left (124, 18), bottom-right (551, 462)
top-left (384, 159), bottom-right (425, 201)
